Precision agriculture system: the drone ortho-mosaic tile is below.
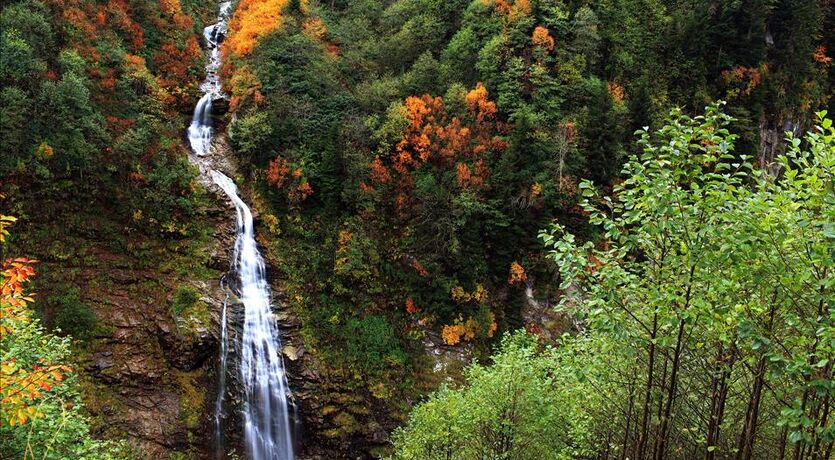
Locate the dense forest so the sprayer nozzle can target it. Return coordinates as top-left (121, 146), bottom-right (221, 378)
top-left (0, 0), bottom-right (833, 459)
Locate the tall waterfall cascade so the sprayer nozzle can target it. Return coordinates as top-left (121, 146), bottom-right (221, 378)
top-left (212, 172), bottom-right (296, 460)
top-left (187, 1), bottom-right (296, 459)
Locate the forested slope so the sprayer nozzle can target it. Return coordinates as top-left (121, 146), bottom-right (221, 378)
top-left (1, 0), bottom-right (229, 457)
top-left (0, 0), bottom-right (832, 458)
top-left (214, 1), bottom-right (832, 453)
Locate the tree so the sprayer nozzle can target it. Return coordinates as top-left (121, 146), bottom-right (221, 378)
top-left (581, 77), bottom-right (623, 184)
top-left (541, 103), bottom-right (834, 459)
top-left (224, 0), bottom-right (289, 57)
top-left (360, 83), bottom-right (509, 328)
top-left (0, 217), bottom-right (126, 459)
top-left (389, 332), bottom-right (595, 460)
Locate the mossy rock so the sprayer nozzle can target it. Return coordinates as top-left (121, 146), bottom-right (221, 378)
top-left (347, 404), bottom-right (370, 416)
top-left (175, 371), bottom-right (205, 430)
top-left (170, 285), bottom-right (212, 333)
top-left (324, 412), bottom-right (360, 438)
top-left (369, 446), bottom-right (394, 458)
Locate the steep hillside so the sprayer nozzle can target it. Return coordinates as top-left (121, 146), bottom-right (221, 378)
top-left (211, 2), bottom-right (832, 456)
top-left (1, 0), bottom-right (227, 456)
top-left (1, 0), bottom-right (832, 459)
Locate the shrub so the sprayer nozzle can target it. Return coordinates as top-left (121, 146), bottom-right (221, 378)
top-left (171, 285), bottom-right (200, 317)
top-left (51, 286), bottom-right (99, 340)
top-left (344, 314), bottom-right (407, 372)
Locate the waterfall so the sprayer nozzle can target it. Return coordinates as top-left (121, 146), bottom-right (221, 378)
top-left (212, 171), bottom-right (296, 460)
top-left (189, 1), bottom-right (296, 459)
top-left (187, 1), bottom-right (232, 157)
top-left (188, 93), bottom-right (214, 156)
top-left (213, 291), bottom-right (229, 459)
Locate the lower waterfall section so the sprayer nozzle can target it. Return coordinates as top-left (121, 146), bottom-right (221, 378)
top-left (213, 289), bottom-right (229, 459)
top-left (212, 171), bottom-right (296, 460)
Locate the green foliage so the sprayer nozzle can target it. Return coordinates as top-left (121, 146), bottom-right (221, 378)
top-left (219, 2), bottom-right (832, 414)
top-left (1, 256), bottom-right (127, 459)
top-left (344, 315), bottom-right (407, 372)
top-left (0, 86), bottom-right (31, 171)
top-left (0, 0), bottom-right (828, 454)
top-left (389, 332), bottom-right (595, 460)
top-left (229, 110), bottom-right (274, 161)
top-left (171, 285), bottom-right (201, 318)
top-left (0, 0), bottom-right (207, 235)
top-left (50, 286), bottom-right (100, 340)
top-left (539, 105), bottom-right (834, 458)
top-left (0, 321), bottom-right (127, 459)
top-left (581, 77), bottom-right (625, 184)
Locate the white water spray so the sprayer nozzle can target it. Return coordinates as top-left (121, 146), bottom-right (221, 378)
top-left (212, 171), bottom-right (296, 460)
top-left (187, 1), bottom-right (232, 156)
top-left (189, 1), bottom-right (296, 458)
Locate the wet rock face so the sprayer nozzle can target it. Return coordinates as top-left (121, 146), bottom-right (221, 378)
top-left (759, 114), bottom-right (804, 177)
top-left (15, 196), bottom-right (237, 459)
top-left (211, 97), bottom-right (230, 123)
top-left (159, 322), bottom-right (217, 371)
top-left (72, 255), bottom-right (228, 458)
top-left (213, 286), bottom-right (307, 458)
top-left (190, 133), bottom-right (410, 459)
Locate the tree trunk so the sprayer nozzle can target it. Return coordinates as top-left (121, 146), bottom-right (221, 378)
top-left (735, 303), bottom-right (776, 460)
top-left (620, 378), bottom-right (637, 460)
top-left (705, 344), bottom-right (734, 460)
top-left (654, 317), bottom-right (686, 460)
top-left (734, 355), bottom-right (767, 460)
top-left (636, 312), bottom-right (659, 460)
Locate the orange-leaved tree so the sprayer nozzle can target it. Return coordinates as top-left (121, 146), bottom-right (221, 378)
top-left (364, 82), bottom-right (507, 217)
top-left (224, 0), bottom-right (289, 57)
top-left (359, 84), bottom-right (507, 342)
top-left (0, 217), bottom-right (71, 428)
top-left (0, 215), bottom-right (124, 457)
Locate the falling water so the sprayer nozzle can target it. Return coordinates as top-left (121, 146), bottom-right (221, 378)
top-left (188, 94), bottom-right (214, 156)
top-left (213, 291), bottom-right (229, 459)
top-left (189, 1), bottom-right (295, 459)
top-left (212, 171), bottom-right (296, 460)
top-left (187, 1), bottom-right (232, 156)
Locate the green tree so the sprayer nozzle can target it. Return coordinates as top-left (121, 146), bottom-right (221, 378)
top-left (581, 77), bottom-right (623, 184)
top-left (541, 103), bottom-right (834, 459)
top-left (389, 332), bottom-right (595, 460)
top-left (0, 222), bottom-right (127, 460)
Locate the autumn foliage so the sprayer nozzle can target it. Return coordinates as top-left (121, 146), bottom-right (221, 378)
top-left (54, 0), bottom-right (202, 104)
top-left (0, 221), bottom-right (70, 427)
top-left (267, 156), bottom-right (291, 188)
top-left (302, 17), bottom-right (328, 41)
top-left (721, 65), bottom-right (763, 97)
top-left (266, 156), bottom-right (314, 204)
top-left (367, 83), bottom-right (507, 213)
top-left (441, 313), bottom-right (497, 345)
top-left (228, 65), bottom-right (265, 111)
top-left (225, 0), bottom-right (288, 57)
top-left (405, 298), bottom-right (419, 314)
top-left (607, 82), bottom-right (625, 103)
top-left (488, 0), bottom-right (532, 20)
top-left (532, 26), bottom-right (555, 52)
top-left (508, 261), bottom-right (527, 285)
top-left (812, 45), bottom-right (832, 66)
